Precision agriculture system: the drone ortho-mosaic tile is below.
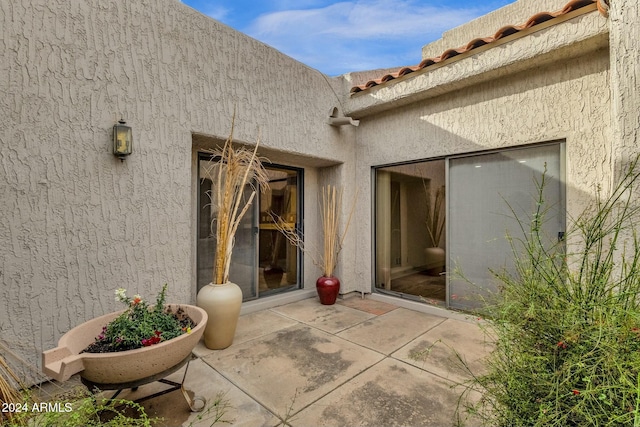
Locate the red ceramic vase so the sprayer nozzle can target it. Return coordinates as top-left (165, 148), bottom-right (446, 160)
top-left (316, 275), bottom-right (340, 305)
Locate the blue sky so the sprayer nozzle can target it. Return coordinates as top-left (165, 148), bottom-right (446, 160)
top-left (181, 0), bottom-right (516, 76)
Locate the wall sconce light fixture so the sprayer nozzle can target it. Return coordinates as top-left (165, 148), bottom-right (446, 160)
top-left (113, 119), bottom-right (132, 161)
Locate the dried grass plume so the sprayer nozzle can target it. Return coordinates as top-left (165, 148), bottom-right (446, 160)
top-left (271, 185), bottom-right (356, 277)
top-left (201, 116), bottom-right (268, 284)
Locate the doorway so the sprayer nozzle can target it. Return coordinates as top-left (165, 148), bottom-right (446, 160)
top-left (373, 142), bottom-right (565, 310)
top-left (257, 167), bottom-right (301, 296)
top-left (375, 159), bottom-right (446, 302)
top-left (447, 143), bottom-right (565, 310)
top-left (197, 154), bottom-right (302, 301)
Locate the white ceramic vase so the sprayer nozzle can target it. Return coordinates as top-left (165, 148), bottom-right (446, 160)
top-left (197, 282), bottom-right (243, 350)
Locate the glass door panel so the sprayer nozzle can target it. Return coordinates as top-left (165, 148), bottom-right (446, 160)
top-left (374, 160), bottom-right (447, 302)
top-left (258, 167), bottom-right (301, 296)
top-left (447, 143), bottom-right (564, 310)
top-left (197, 156), bottom-right (302, 301)
top-left (197, 155), bottom-right (259, 300)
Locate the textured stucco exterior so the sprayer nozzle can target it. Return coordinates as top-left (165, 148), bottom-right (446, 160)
top-left (421, 0), bottom-right (592, 59)
top-left (1, 0), bottom-right (638, 374)
top-left (609, 0), bottom-right (640, 173)
top-left (0, 0), bottom-right (355, 371)
top-left (344, 0), bottom-right (617, 311)
top-left (351, 48), bottom-right (611, 301)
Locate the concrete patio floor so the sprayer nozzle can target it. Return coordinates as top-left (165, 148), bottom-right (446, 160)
top-left (113, 295), bottom-right (492, 426)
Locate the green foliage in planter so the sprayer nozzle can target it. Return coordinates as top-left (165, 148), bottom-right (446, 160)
top-left (463, 158), bottom-right (640, 426)
top-left (84, 284), bottom-right (195, 353)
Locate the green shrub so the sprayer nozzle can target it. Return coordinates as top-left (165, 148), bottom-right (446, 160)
top-left (464, 158), bottom-right (640, 426)
top-left (2, 388), bottom-right (157, 427)
top-left (84, 284), bottom-right (195, 353)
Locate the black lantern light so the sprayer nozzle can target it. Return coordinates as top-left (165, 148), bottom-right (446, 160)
top-left (113, 119), bottom-right (132, 161)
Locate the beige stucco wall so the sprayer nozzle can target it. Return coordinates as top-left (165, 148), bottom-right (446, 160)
top-left (609, 0), bottom-right (640, 174)
top-left (0, 0), bottom-right (356, 371)
top-left (422, 0), bottom-right (583, 59)
top-left (2, 0), bottom-right (637, 380)
top-left (348, 10), bottom-right (612, 296)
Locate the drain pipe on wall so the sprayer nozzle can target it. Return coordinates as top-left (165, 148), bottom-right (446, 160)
top-left (327, 107), bottom-right (359, 127)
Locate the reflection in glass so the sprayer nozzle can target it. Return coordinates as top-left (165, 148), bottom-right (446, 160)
top-left (375, 160), bottom-right (446, 303)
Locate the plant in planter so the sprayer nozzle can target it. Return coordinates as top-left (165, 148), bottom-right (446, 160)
top-left (271, 185), bottom-right (356, 305)
top-left (196, 119), bottom-right (269, 349)
top-left (42, 285), bottom-right (207, 384)
top-left (423, 181), bottom-right (445, 276)
top-left (83, 285), bottom-right (195, 353)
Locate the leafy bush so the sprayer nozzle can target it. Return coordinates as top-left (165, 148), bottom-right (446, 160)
top-left (464, 158), bottom-right (640, 426)
top-left (3, 388), bottom-right (157, 427)
top-left (84, 284), bottom-right (195, 353)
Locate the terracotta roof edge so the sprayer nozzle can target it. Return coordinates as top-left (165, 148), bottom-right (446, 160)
top-left (350, 0), bottom-right (600, 95)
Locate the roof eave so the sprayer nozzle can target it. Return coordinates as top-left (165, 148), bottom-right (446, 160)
top-left (345, 5), bottom-right (607, 119)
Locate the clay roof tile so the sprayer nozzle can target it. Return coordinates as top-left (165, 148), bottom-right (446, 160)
top-left (465, 37), bottom-right (493, 50)
top-left (350, 0), bottom-right (598, 94)
top-left (493, 25), bottom-right (520, 39)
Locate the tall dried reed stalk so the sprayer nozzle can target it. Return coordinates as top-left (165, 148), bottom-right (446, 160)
top-left (202, 118), bottom-right (268, 285)
top-left (271, 185), bottom-right (356, 277)
top-left (321, 186), bottom-right (341, 277)
top-left (424, 182), bottom-right (445, 247)
top-left (0, 355), bottom-right (26, 423)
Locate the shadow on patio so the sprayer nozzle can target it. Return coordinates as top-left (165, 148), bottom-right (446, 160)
top-left (112, 296), bottom-right (491, 427)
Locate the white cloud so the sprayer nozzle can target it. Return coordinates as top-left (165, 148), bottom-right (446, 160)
top-left (198, 5), bottom-right (231, 21)
top-left (244, 0), bottom-right (494, 75)
top-left (251, 1), bottom-right (487, 39)
top-left (271, 0), bottom-right (331, 9)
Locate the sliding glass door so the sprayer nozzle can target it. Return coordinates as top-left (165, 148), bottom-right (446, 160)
top-left (196, 155), bottom-right (260, 299)
top-left (447, 143), bottom-right (564, 310)
top-left (257, 167), bottom-right (301, 297)
top-left (197, 154), bottom-right (302, 301)
top-left (373, 142), bottom-right (564, 310)
top-left (375, 160), bottom-right (447, 302)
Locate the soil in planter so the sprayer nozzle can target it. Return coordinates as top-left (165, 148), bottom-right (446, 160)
top-left (81, 307), bottom-right (196, 354)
